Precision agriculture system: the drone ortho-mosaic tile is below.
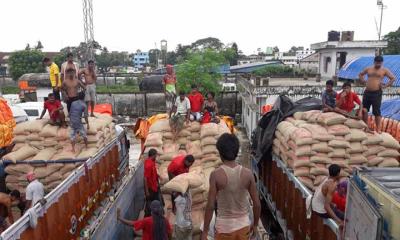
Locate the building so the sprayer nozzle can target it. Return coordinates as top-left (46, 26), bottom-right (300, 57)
top-left (133, 51), bottom-right (149, 68)
top-left (311, 40), bottom-right (387, 80)
top-left (299, 52), bottom-right (319, 73)
top-left (296, 49), bottom-right (315, 61)
top-left (338, 55), bottom-right (400, 87)
top-left (238, 54), bottom-right (264, 65)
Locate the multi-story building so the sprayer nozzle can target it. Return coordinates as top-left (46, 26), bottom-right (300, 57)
top-left (133, 51), bottom-right (149, 68)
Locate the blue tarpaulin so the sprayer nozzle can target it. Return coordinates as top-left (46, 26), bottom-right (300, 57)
top-left (380, 98), bottom-right (400, 120)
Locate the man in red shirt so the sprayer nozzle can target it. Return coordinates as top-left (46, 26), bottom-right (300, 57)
top-left (144, 149), bottom-right (163, 216)
top-left (38, 93), bottom-right (66, 127)
top-left (335, 82), bottom-right (364, 119)
top-left (167, 154), bottom-right (195, 180)
top-left (117, 200), bottom-right (172, 240)
top-left (188, 85), bottom-right (204, 122)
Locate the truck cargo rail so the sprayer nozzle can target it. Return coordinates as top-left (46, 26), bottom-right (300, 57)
top-left (252, 154), bottom-right (340, 240)
top-left (0, 129), bottom-right (130, 240)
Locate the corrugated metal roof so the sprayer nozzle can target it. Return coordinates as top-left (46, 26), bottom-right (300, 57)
top-left (338, 55), bottom-right (400, 87)
top-left (230, 61), bottom-right (283, 73)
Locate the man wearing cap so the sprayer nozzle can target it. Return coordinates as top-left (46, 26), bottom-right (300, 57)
top-left (25, 172), bottom-right (44, 209)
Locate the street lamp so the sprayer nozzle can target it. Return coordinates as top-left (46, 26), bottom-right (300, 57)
top-left (377, 0), bottom-right (387, 41)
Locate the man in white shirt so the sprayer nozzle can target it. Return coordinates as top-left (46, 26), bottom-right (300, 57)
top-left (169, 91), bottom-right (191, 138)
top-left (174, 190), bottom-right (192, 240)
top-left (25, 172), bottom-right (45, 209)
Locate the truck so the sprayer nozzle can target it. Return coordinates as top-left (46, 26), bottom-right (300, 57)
top-left (0, 123), bottom-right (145, 240)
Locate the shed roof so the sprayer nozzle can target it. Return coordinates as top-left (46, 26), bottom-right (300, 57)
top-left (338, 55), bottom-right (400, 87)
top-left (230, 61), bottom-right (283, 73)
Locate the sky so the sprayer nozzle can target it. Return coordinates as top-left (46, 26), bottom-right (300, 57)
top-left (0, 0), bottom-right (399, 55)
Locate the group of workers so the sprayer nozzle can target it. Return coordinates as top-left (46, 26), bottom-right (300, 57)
top-left (40, 53), bottom-right (98, 152)
top-left (0, 172), bottom-right (44, 231)
top-left (117, 133), bottom-right (261, 240)
top-left (322, 55), bottom-right (395, 133)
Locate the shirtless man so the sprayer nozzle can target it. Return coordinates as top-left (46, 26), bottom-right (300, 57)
top-left (61, 53), bottom-right (79, 83)
top-left (62, 68), bottom-right (86, 113)
top-left (202, 133), bottom-right (260, 240)
top-left (0, 192), bottom-right (15, 228)
top-left (79, 60), bottom-right (97, 117)
top-left (359, 55), bottom-right (396, 133)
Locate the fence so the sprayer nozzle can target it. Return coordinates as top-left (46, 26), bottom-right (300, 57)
top-left (96, 91), bottom-right (241, 117)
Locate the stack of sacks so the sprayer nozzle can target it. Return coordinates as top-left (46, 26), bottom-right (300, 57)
top-left (200, 123), bottom-right (223, 170)
top-left (148, 119), bottom-right (172, 143)
top-left (273, 110), bottom-right (400, 191)
top-left (3, 114), bottom-right (116, 193)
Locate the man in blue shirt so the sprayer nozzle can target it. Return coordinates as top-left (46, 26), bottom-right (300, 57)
top-left (321, 80), bottom-right (337, 112)
top-left (69, 96), bottom-right (89, 152)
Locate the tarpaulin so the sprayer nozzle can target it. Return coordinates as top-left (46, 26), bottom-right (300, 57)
top-left (253, 95), bottom-right (322, 163)
top-left (380, 98), bottom-right (400, 120)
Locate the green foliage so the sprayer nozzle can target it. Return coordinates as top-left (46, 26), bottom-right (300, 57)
top-left (1, 86), bottom-right (19, 94)
top-left (191, 37), bottom-right (224, 50)
top-left (96, 50), bottom-right (131, 73)
top-left (8, 50), bottom-right (45, 80)
top-left (252, 65), bottom-right (294, 77)
top-left (175, 48), bottom-right (227, 95)
top-left (383, 27), bottom-right (400, 55)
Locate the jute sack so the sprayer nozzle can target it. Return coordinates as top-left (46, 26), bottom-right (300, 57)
top-left (13, 135), bottom-right (26, 144)
top-left (293, 112), bottom-right (304, 120)
top-left (344, 119), bottom-right (367, 129)
top-left (367, 156), bottom-right (384, 166)
top-left (277, 121), bottom-right (294, 134)
top-left (44, 180), bottom-right (63, 193)
top-left (295, 145), bottom-right (313, 157)
top-left (5, 175), bottom-right (26, 183)
top-left (29, 141), bottom-right (45, 150)
top-left (311, 142), bottom-right (333, 153)
top-left (327, 124), bottom-right (350, 136)
top-left (77, 148), bottom-right (98, 158)
top-left (189, 133), bottom-right (201, 141)
top-left (348, 154), bottom-right (367, 165)
top-left (42, 138), bottom-right (58, 147)
top-left (273, 146), bottom-right (280, 156)
top-left (25, 119), bottom-right (48, 133)
top-left (14, 121), bottom-right (30, 135)
top-left (200, 123), bottom-right (219, 138)
top-left (298, 176), bottom-right (314, 190)
top-left (310, 154), bottom-right (332, 164)
top-left (162, 177), bottom-right (189, 194)
top-left (34, 164), bottom-right (64, 179)
top-left (5, 164), bottom-right (34, 175)
top-left (380, 132), bottom-right (400, 149)
top-left (317, 112), bottom-right (347, 126)
top-left (303, 110), bottom-right (321, 123)
top-left (60, 163), bottom-right (79, 175)
top-left (294, 167), bottom-right (310, 177)
top-left (310, 167), bottom-right (329, 176)
top-left (378, 158), bottom-right (400, 167)
top-left (328, 140), bottom-right (351, 148)
top-left (202, 145), bottom-right (219, 155)
top-left (290, 127), bottom-right (312, 139)
top-left (188, 121), bottom-right (201, 132)
top-left (186, 172), bottom-right (204, 188)
top-left (39, 124), bottom-right (59, 137)
top-left (144, 133), bottom-right (163, 147)
top-left (377, 149), bottom-right (400, 158)
top-left (363, 145), bottom-right (386, 157)
top-left (177, 129), bottom-right (191, 138)
top-left (26, 133), bottom-right (43, 141)
top-left (149, 119), bottom-right (171, 133)
top-left (201, 137), bottom-right (217, 147)
top-left (163, 132), bottom-right (174, 140)
top-left (346, 142), bottom-right (366, 154)
top-left (43, 172), bottom-right (63, 185)
top-left (345, 129), bottom-right (367, 142)
top-left (31, 148), bottom-right (57, 160)
top-left (362, 133), bottom-right (383, 145)
top-left (3, 145), bottom-right (39, 163)
top-left (293, 160), bottom-right (314, 168)
top-left (328, 148), bottom-right (348, 158)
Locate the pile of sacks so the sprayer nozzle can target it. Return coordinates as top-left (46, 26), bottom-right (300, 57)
top-left (2, 114), bottom-right (117, 193)
top-left (272, 110), bottom-right (400, 190)
top-left (143, 119), bottom-right (231, 237)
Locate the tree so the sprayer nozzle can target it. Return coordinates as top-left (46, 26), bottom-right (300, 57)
top-left (35, 41), bottom-right (44, 50)
top-left (273, 46), bottom-right (280, 54)
top-left (8, 50), bottom-right (45, 80)
top-left (191, 37), bottom-right (224, 51)
top-left (175, 48), bottom-right (227, 95)
top-left (383, 27), bottom-right (400, 55)
top-left (25, 44), bottom-right (31, 50)
top-left (166, 51), bottom-right (177, 65)
top-left (95, 50), bottom-right (131, 73)
top-left (228, 42), bottom-right (239, 65)
top-left (148, 49), bottom-right (161, 67)
top-left (175, 44), bottom-right (191, 62)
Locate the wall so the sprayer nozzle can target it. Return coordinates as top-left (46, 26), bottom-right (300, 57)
top-left (96, 91), bottom-right (241, 117)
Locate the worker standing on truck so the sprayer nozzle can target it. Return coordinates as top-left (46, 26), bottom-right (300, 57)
top-left (321, 80), bottom-right (337, 112)
top-left (359, 55), bottom-right (396, 133)
top-left (79, 60), bottom-right (97, 117)
top-left (60, 53), bottom-right (79, 84)
top-left (202, 133), bottom-right (261, 240)
top-left (25, 172), bottom-right (44, 209)
top-left (163, 64), bottom-right (177, 111)
top-left (311, 164), bottom-right (344, 224)
top-left (43, 58), bottom-right (62, 100)
top-left (38, 93), bottom-right (66, 127)
top-left (335, 82), bottom-right (365, 119)
top-left (144, 149), bottom-right (163, 216)
top-left (62, 68), bottom-right (86, 113)
top-left (169, 92), bottom-right (191, 139)
top-left (117, 200), bottom-right (172, 240)
top-left (69, 95), bottom-right (89, 152)
top-left (188, 84), bottom-right (204, 122)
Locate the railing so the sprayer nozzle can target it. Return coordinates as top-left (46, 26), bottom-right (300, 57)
top-left (0, 130), bottom-right (129, 240)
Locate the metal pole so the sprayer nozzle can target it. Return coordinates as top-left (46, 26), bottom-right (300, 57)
top-left (378, 3), bottom-right (384, 40)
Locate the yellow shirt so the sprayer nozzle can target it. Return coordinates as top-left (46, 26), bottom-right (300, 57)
top-left (49, 62), bottom-right (61, 87)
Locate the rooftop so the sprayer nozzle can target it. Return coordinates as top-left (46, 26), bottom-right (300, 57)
top-left (311, 40), bottom-right (387, 50)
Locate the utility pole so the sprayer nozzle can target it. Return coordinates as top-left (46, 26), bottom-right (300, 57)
top-left (376, 0), bottom-right (387, 55)
top-left (82, 0), bottom-right (94, 64)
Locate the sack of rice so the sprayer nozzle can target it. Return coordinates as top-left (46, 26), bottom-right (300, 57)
top-left (60, 163), bottom-right (79, 175)
top-left (311, 142), bottom-right (333, 153)
top-left (5, 164), bottom-right (34, 175)
top-left (200, 123), bottom-right (219, 138)
top-left (177, 137), bottom-right (188, 145)
top-left (56, 127), bottom-right (70, 141)
top-left (293, 112), bottom-right (304, 120)
top-left (314, 176), bottom-right (327, 186)
top-left (295, 145), bottom-right (313, 157)
top-left (293, 159), bottom-right (314, 168)
top-left (43, 172), bottom-right (63, 185)
top-left (377, 149), bottom-right (400, 158)
top-left (328, 140), bottom-right (351, 148)
top-left (45, 180), bottom-right (63, 193)
top-left (348, 154), bottom-right (367, 165)
top-left (177, 129), bottom-right (191, 138)
top-left (189, 121), bottom-right (201, 132)
top-left (201, 137), bottom-right (217, 147)
top-left (77, 148), bottom-right (98, 158)
top-left (202, 145), bottom-right (219, 155)
top-left (277, 121), bottom-right (294, 133)
top-left (189, 133), bottom-right (200, 141)
top-left (378, 158), bottom-right (399, 167)
top-left (25, 119), bottom-right (48, 133)
top-left (294, 167), bottom-right (310, 177)
top-left (362, 133), bottom-right (383, 145)
top-left (310, 154), bottom-right (332, 164)
top-left (327, 125), bottom-right (350, 136)
top-left (380, 132), bottom-right (400, 149)
top-left (186, 172), bottom-right (204, 188)
top-left (31, 148), bottom-right (57, 160)
top-left (298, 176), bottom-right (314, 190)
top-left (14, 121), bottom-right (30, 135)
top-left (310, 166), bottom-right (329, 176)
top-left (363, 145), bottom-right (386, 157)
top-left (13, 135), bottom-right (26, 144)
top-left (162, 177), bottom-right (189, 194)
top-left (345, 129), bottom-right (367, 142)
top-left (149, 119), bottom-right (171, 133)
top-left (3, 145), bottom-right (39, 163)
top-left (317, 112), bottom-right (346, 126)
top-left (367, 156), bottom-right (384, 166)
top-left (346, 142), bottom-right (366, 154)
top-left (39, 124), bottom-right (59, 137)
top-left (144, 133), bottom-right (163, 147)
top-left (344, 119), bottom-right (368, 129)
top-left (328, 148), bottom-right (348, 158)
top-left (34, 164), bottom-right (64, 179)
top-left (42, 138), bottom-right (58, 147)
top-left (290, 127), bottom-right (312, 140)
top-left (303, 110), bottom-right (321, 123)
top-left (26, 133), bottom-right (43, 141)
top-left (163, 132), bottom-right (174, 140)
top-left (302, 124), bottom-right (334, 141)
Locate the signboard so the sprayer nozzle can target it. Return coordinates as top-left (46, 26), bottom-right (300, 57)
top-left (344, 179), bottom-right (383, 240)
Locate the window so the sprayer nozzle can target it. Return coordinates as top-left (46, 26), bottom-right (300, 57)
top-left (24, 109), bottom-right (39, 117)
top-left (324, 57), bottom-right (331, 73)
